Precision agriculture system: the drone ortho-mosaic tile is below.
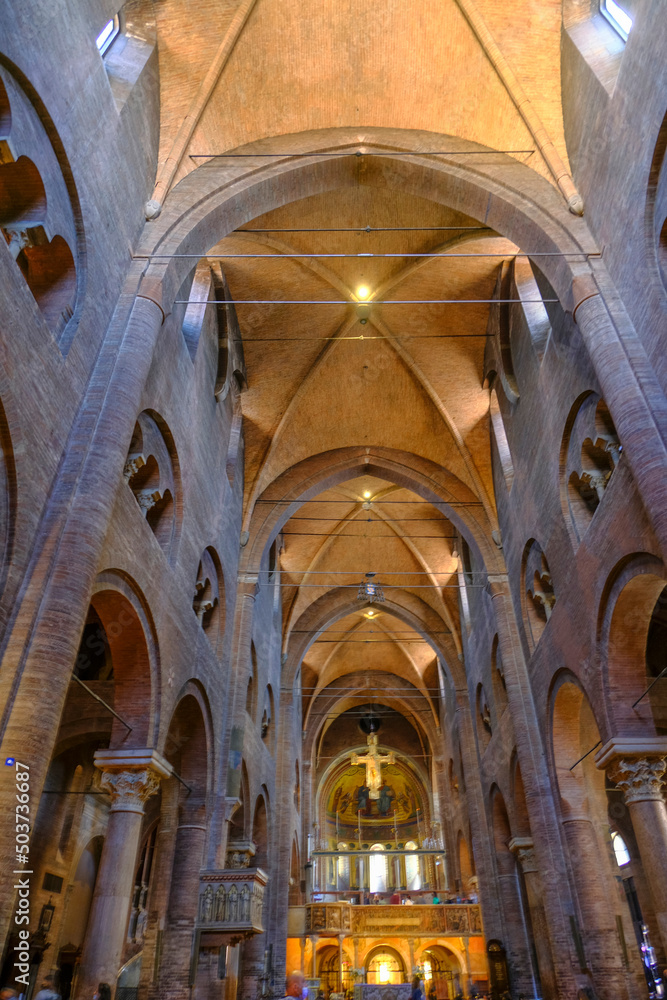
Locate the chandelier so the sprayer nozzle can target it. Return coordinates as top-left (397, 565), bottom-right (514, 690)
top-left (357, 572), bottom-right (385, 604)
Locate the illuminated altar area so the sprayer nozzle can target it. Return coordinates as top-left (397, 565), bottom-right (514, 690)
top-left (285, 712), bottom-right (488, 998)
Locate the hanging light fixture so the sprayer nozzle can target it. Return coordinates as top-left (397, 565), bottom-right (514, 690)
top-left (357, 572), bottom-right (385, 604)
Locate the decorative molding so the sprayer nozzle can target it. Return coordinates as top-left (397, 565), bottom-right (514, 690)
top-left (94, 749), bottom-right (172, 812)
top-left (608, 757), bottom-right (667, 804)
top-left (596, 739), bottom-right (667, 803)
top-left (99, 768), bottom-right (162, 813)
top-left (509, 837), bottom-right (537, 873)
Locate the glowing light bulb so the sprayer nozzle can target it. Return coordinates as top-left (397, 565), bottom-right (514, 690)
top-left (357, 285), bottom-right (370, 300)
top-left (363, 490), bottom-right (372, 499)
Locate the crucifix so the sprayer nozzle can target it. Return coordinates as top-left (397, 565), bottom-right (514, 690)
top-left (351, 734), bottom-right (394, 800)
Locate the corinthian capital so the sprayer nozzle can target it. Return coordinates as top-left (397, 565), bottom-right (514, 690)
top-left (596, 739), bottom-right (667, 803)
top-left (94, 748), bottom-right (172, 813)
top-left (100, 768), bottom-right (162, 812)
top-left (607, 757), bottom-right (666, 804)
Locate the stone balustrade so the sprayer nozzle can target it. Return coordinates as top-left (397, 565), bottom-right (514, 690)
top-left (301, 902), bottom-right (482, 936)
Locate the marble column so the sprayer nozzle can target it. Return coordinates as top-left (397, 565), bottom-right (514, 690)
top-left (75, 749), bottom-right (171, 1000)
top-left (597, 739), bottom-right (667, 951)
top-left (310, 935), bottom-right (318, 978)
top-left (338, 935), bottom-right (344, 991)
top-left (510, 838), bottom-right (557, 1000)
top-left (407, 938), bottom-right (415, 977)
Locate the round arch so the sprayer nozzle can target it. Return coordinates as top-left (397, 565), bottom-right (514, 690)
top-left (304, 682), bottom-right (439, 761)
top-left (364, 944), bottom-right (408, 985)
top-left (142, 127), bottom-right (590, 312)
top-left (89, 569), bottom-right (160, 746)
top-left (597, 553), bottom-right (667, 737)
top-left (242, 446), bottom-right (503, 580)
top-left (314, 741), bottom-right (434, 841)
top-left (283, 585), bottom-right (463, 691)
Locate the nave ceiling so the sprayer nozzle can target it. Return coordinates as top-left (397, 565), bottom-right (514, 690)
top-left (147, 0), bottom-right (578, 741)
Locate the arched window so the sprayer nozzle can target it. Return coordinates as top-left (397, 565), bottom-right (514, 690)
top-left (96, 15), bottom-right (120, 54)
top-left (601, 0), bottom-right (632, 39)
top-left (369, 844), bottom-right (387, 893)
top-left (405, 840), bottom-right (421, 890)
top-left (611, 831), bottom-right (631, 867)
top-left (367, 949), bottom-right (404, 985)
top-left (337, 842), bottom-right (350, 888)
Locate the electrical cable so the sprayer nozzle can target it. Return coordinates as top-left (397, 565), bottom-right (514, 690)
top-left (174, 297), bottom-right (559, 305)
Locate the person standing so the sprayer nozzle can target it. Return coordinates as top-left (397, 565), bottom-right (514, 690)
top-left (411, 976), bottom-right (423, 1000)
top-left (34, 979), bottom-right (60, 1000)
top-left (283, 971), bottom-right (306, 1000)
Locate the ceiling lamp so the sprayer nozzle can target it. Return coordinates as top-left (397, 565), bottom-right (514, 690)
top-left (363, 490), bottom-right (372, 499)
top-left (355, 285), bottom-right (372, 325)
top-left (357, 572), bottom-right (385, 604)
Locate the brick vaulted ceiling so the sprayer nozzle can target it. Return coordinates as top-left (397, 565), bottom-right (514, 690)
top-left (151, 0), bottom-right (569, 731)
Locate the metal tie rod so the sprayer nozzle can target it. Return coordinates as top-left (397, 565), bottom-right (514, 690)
top-left (190, 149), bottom-right (535, 158)
top-left (139, 251), bottom-right (596, 259)
top-left (72, 674), bottom-right (133, 732)
top-left (238, 226), bottom-right (491, 232)
top-left (174, 298), bottom-right (559, 304)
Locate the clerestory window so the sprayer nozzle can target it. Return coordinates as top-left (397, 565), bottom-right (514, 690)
top-left (96, 15), bottom-right (120, 55)
top-left (601, 0), bottom-right (632, 40)
top-left (611, 831), bottom-right (631, 867)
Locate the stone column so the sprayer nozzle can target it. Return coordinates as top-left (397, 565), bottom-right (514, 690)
top-left (0, 288), bottom-right (165, 943)
top-left (310, 935), bottom-right (318, 978)
top-left (463, 938), bottom-right (472, 995)
top-left (597, 739), bottom-right (667, 950)
top-left (154, 801), bottom-right (208, 1000)
top-left (75, 749), bottom-right (171, 1000)
top-left (338, 935), bottom-right (344, 991)
top-left (510, 838), bottom-right (557, 1000)
top-left (487, 578), bottom-right (585, 998)
top-left (407, 939), bottom-right (415, 977)
top-left (494, 846), bottom-right (537, 998)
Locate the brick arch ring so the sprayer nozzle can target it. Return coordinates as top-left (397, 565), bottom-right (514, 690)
top-left (134, 125), bottom-right (667, 554)
top-left (241, 445), bottom-right (504, 583)
top-left (281, 584), bottom-right (464, 692)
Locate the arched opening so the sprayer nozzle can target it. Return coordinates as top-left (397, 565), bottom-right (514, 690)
top-left (317, 943), bottom-right (352, 993)
top-left (366, 946), bottom-right (406, 985)
top-left (551, 678), bottom-right (646, 997)
top-left (420, 945), bottom-right (462, 999)
top-left (89, 587), bottom-right (154, 745)
top-left (605, 567), bottom-right (667, 735)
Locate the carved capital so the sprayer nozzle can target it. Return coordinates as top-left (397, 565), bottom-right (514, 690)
top-left (596, 739), bottom-right (667, 803)
top-left (509, 837), bottom-right (537, 873)
top-left (124, 452), bottom-right (146, 482)
top-left (134, 487), bottom-right (163, 515)
top-left (608, 757), bottom-right (667, 804)
top-left (100, 768), bottom-right (161, 812)
top-left (94, 749), bottom-right (171, 813)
